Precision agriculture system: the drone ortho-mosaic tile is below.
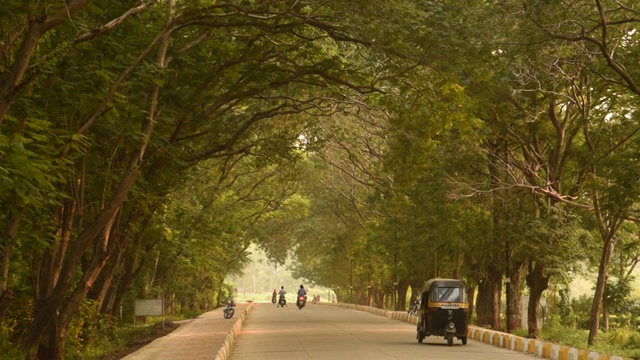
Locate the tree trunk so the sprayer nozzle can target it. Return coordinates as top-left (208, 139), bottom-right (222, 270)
top-left (475, 265), bottom-right (502, 328)
top-left (396, 279), bottom-right (409, 311)
top-left (0, 203), bottom-right (21, 325)
top-left (90, 233), bottom-right (128, 311)
top-left (90, 206), bottom-right (148, 315)
top-left (507, 261), bottom-right (526, 332)
top-left (106, 228), bottom-right (157, 317)
top-left (23, 166), bottom-right (140, 358)
top-left (23, 9), bottom-right (169, 353)
top-left (525, 261), bottom-right (549, 338)
top-left (38, 248), bottom-right (110, 359)
top-left (35, 320), bottom-right (62, 360)
top-left (374, 290), bottom-right (383, 308)
top-left (0, 290), bottom-right (13, 326)
top-left (602, 298), bottom-right (610, 332)
top-left (466, 285), bottom-right (476, 324)
top-left (588, 236), bottom-right (617, 345)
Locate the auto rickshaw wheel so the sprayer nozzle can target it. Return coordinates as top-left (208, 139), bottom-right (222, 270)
top-left (461, 336), bottom-right (467, 345)
top-left (417, 331), bottom-right (425, 343)
top-left (446, 333), bottom-right (453, 346)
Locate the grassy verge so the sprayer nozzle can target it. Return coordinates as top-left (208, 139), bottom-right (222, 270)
top-left (0, 336), bottom-right (21, 360)
top-left (82, 320), bottom-right (181, 360)
top-left (0, 320), bottom-right (181, 360)
top-left (511, 325), bottom-right (640, 360)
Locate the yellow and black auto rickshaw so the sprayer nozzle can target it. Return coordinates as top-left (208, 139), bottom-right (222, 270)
top-left (416, 278), bottom-right (468, 346)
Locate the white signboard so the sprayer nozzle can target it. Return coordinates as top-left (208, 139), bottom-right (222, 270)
top-left (134, 299), bottom-right (163, 316)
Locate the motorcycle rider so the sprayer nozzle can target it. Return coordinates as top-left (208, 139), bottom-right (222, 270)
top-left (297, 285), bottom-right (307, 301)
top-left (278, 286), bottom-right (286, 305)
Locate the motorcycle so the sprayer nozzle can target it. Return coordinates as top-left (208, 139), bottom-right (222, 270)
top-left (296, 295), bottom-right (307, 309)
top-left (408, 298), bottom-right (420, 316)
top-left (223, 300), bottom-right (236, 319)
top-left (278, 295), bottom-right (287, 307)
top-left (271, 293), bottom-right (277, 304)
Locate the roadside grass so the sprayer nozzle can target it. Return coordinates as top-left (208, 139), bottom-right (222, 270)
top-left (70, 325), bottom-right (140, 360)
top-left (0, 320), bottom-right (182, 360)
top-left (0, 335), bottom-right (21, 360)
top-left (512, 324), bottom-right (640, 360)
top-left (79, 320), bottom-right (181, 360)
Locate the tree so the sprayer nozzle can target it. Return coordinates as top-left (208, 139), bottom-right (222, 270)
top-left (518, 0), bottom-right (640, 344)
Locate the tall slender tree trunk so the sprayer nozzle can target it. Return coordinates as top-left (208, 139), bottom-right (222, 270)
top-left (106, 228), bottom-right (157, 317)
top-left (0, 203), bottom-right (21, 325)
top-left (525, 261), bottom-right (549, 338)
top-left (475, 265), bottom-right (502, 329)
top-left (23, 166), bottom-right (140, 359)
top-left (587, 187), bottom-right (624, 346)
top-left (588, 235), bottom-right (617, 345)
top-left (602, 299), bottom-right (611, 332)
top-left (507, 261), bottom-right (526, 332)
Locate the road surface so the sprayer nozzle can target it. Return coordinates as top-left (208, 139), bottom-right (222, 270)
top-left (231, 302), bottom-right (539, 360)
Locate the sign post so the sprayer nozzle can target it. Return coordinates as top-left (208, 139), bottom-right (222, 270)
top-left (134, 299), bottom-right (164, 329)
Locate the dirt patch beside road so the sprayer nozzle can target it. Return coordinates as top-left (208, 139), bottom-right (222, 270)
top-left (98, 320), bottom-right (182, 360)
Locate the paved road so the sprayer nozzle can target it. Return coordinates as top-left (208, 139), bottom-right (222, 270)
top-left (231, 303), bottom-right (539, 360)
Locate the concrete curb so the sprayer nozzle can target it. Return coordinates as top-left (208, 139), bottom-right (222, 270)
top-left (320, 303), bottom-right (632, 360)
top-left (214, 302), bottom-right (255, 360)
top-left (464, 326), bottom-right (632, 360)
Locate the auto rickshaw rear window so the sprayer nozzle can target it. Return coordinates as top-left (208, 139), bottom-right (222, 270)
top-left (432, 287), bottom-right (463, 302)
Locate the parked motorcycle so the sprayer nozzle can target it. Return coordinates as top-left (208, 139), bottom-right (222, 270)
top-left (408, 298), bottom-right (420, 316)
top-left (223, 300), bottom-right (236, 319)
top-left (278, 295), bottom-right (287, 307)
top-left (296, 295), bottom-right (307, 309)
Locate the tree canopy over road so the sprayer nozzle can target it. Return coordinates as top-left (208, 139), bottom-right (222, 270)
top-left (1, 0), bottom-right (639, 358)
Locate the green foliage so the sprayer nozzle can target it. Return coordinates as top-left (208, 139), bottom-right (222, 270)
top-left (1, 292), bottom-right (33, 345)
top-left (571, 294), bottom-right (595, 330)
top-left (1, 0), bottom-right (640, 355)
top-left (612, 298), bottom-right (640, 330)
top-left (64, 299), bottom-right (117, 359)
top-left (557, 285), bottom-right (576, 328)
top-left (624, 332), bottom-right (640, 355)
top-left (538, 323), bottom-right (640, 359)
top-left (0, 325), bottom-right (22, 360)
top-left (72, 323), bottom-right (170, 360)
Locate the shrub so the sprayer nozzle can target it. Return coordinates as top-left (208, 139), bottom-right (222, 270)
top-left (624, 331), bottom-right (640, 349)
top-left (570, 294), bottom-right (593, 329)
top-left (65, 299), bottom-right (117, 359)
top-left (0, 327), bottom-right (22, 360)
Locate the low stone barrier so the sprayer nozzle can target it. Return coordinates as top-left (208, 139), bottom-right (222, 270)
top-left (215, 302), bottom-right (255, 360)
top-left (320, 302), bottom-right (632, 360)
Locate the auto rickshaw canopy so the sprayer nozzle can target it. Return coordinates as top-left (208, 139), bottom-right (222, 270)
top-left (421, 278), bottom-right (467, 303)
